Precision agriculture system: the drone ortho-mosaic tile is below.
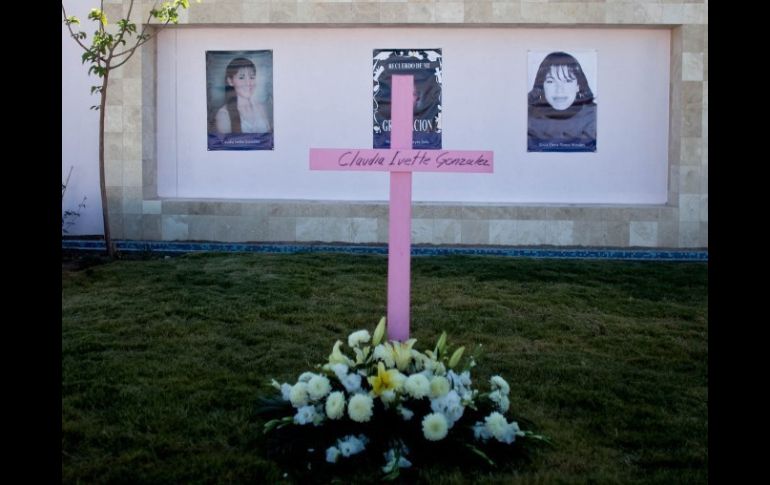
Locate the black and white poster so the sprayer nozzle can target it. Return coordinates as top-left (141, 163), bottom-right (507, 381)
top-left (373, 49), bottom-right (442, 149)
top-left (527, 50), bottom-right (597, 152)
top-left (206, 50), bottom-right (274, 151)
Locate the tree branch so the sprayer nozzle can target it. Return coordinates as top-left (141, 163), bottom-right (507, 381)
top-left (61, 4), bottom-right (91, 53)
top-left (110, 18), bottom-right (171, 69)
top-left (111, 2), bottom-right (175, 66)
top-left (106, 0), bottom-right (135, 63)
top-left (98, 0), bottom-right (105, 34)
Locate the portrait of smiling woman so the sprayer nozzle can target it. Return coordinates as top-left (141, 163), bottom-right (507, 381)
top-left (527, 50), bottom-right (597, 152)
top-left (215, 57), bottom-right (272, 135)
top-left (206, 50), bottom-right (274, 151)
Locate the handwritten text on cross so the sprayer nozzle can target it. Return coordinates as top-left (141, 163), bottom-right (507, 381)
top-left (310, 75), bottom-right (494, 341)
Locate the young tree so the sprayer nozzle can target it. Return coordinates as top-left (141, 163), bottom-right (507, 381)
top-left (62, 0), bottom-right (196, 257)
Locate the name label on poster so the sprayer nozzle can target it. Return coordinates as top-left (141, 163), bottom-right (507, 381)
top-left (310, 148), bottom-right (493, 173)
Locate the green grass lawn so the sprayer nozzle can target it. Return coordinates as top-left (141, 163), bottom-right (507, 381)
top-left (62, 253), bottom-right (708, 484)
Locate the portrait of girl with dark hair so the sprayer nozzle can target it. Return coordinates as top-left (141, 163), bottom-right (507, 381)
top-left (206, 50), bottom-right (274, 151)
top-left (214, 57), bottom-right (271, 134)
top-left (527, 51), bottom-right (597, 152)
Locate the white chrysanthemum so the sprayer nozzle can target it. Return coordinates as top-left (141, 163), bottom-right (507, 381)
top-left (289, 382), bottom-right (309, 408)
top-left (497, 394), bottom-right (510, 413)
top-left (271, 379), bottom-right (294, 401)
top-left (430, 390), bottom-right (464, 427)
top-left (405, 374), bottom-right (431, 399)
top-left (331, 364), bottom-right (356, 389)
top-left (490, 375), bottom-right (510, 395)
top-left (448, 370), bottom-right (472, 388)
top-left (340, 373), bottom-right (362, 393)
top-left (430, 376), bottom-right (451, 398)
top-left (298, 372), bottom-right (315, 383)
top-left (330, 363), bottom-right (349, 376)
top-left (422, 412), bottom-right (449, 441)
top-left (347, 394), bottom-right (374, 422)
top-left (307, 375), bottom-right (331, 401)
top-left (325, 391), bottom-right (346, 420)
top-left (447, 370), bottom-right (474, 403)
top-left (347, 330), bottom-right (371, 348)
top-left (397, 405), bottom-right (414, 421)
top-left (473, 422), bottom-right (491, 440)
top-left (380, 389), bottom-right (397, 404)
top-left (373, 344), bottom-right (395, 368)
top-left (330, 363), bottom-right (362, 393)
top-left (497, 420), bottom-right (520, 444)
top-left (280, 383), bottom-right (292, 401)
top-left (293, 405), bottom-right (319, 425)
top-left (326, 446), bottom-right (341, 463)
top-left (485, 412), bottom-right (509, 441)
top-left (338, 434), bottom-right (369, 457)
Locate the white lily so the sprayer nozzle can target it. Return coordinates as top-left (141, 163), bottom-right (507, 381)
top-left (328, 340), bottom-right (354, 367)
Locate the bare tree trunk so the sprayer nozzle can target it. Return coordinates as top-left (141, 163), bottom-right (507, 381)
top-left (98, 72), bottom-right (115, 258)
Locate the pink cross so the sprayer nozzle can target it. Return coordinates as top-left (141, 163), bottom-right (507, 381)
top-left (310, 75), bottom-right (494, 341)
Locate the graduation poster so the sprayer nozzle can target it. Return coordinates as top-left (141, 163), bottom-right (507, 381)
top-left (373, 49), bottom-right (442, 149)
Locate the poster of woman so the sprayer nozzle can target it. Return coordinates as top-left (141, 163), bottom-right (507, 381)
top-left (527, 50), bottom-right (597, 152)
top-left (373, 49), bottom-right (442, 149)
top-left (206, 50), bottom-right (274, 151)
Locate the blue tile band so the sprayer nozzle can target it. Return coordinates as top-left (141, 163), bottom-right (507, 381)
top-left (62, 240), bottom-right (708, 262)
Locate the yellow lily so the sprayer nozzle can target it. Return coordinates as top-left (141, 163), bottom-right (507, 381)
top-left (368, 362), bottom-right (401, 396)
top-left (390, 339), bottom-right (417, 371)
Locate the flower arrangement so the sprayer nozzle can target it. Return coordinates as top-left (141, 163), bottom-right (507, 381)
top-left (259, 317), bottom-right (548, 481)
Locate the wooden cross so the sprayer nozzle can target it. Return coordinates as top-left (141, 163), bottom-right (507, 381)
top-left (310, 75), bottom-right (494, 341)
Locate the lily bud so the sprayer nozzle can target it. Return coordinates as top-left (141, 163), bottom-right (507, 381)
top-left (448, 346), bottom-right (465, 369)
top-left (434, 331), bottom-right (447, 357)
top-left (372, 316), bottom-right (386, 346)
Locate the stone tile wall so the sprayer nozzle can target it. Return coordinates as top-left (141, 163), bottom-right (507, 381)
top-left (106, 0), bottom-right (707, 248)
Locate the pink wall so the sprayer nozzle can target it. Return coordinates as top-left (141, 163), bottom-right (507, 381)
top-left (157, 27), bottom-right (670, 204)
top-left (62, 0), bottom-right (102, 235)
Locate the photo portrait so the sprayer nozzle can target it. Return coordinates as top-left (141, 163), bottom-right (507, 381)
top-left (206, 50), bottom-right (274, 151)
top-left (373, 49), bottom-right (442, 149)
top-left (527, 50), bottom-right (597, 153)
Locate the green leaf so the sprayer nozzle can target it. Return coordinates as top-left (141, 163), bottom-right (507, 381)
top-left (64, 15), bottom-right (80, 26)
top-left (382, 468), bottom-right (400, 481)
top-left (465, 443), bottom-right (496, 467)
top-left (521, 431), bottom-right (553, 446)
top-left (262, 416), bottom-right (293, 434)
top-left (434, 331), bottom-right (447, 357)
top-left (117, 19), bottom-right (138, 34)
top-left (88, 8), bottom-right (107, 26)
